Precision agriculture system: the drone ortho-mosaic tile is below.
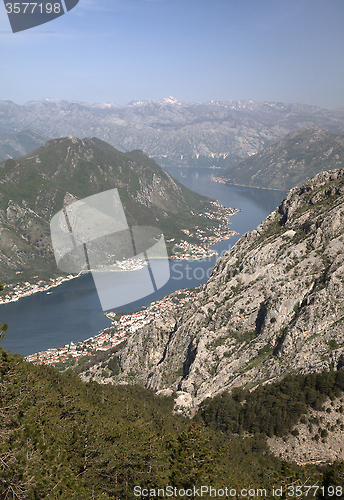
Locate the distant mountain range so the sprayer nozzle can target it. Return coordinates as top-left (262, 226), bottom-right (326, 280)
top-left (0, 136), bottom-right (223, 286)
top-left (1, 97), bottom-right (344, 167)
top-left (220, 127), bottom-right (344, 190)
top-left (0, 130), bottom-right (49, 161)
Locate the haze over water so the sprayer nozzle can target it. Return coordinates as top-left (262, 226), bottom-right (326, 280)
top-left (0, 168), bottom-right (286, 356)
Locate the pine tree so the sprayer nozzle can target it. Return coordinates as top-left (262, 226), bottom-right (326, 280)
top-left (169, 422), bottom-right (215, 489)
top-left (0, 282), bottom-right (8, 339)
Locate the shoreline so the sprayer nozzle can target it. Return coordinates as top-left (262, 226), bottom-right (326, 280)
top-left (24, 287), bottom-right (199, 368)
top-left (0, 202), bottom-right (240, 305)
top-left (212, 176), bottom-right (287, 192)
top-left (0, 236), bottom-right (232, 306)
top-left (0, 273), bottom-right (83, 306)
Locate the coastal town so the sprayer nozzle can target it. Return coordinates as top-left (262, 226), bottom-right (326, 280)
top-left (24, 287), bottom-right (198, 368)
top-left (211, 176), bottom-right (228, 184)
top-left (171, 201), bottom-right (240, 259)
top-left (0, 201), bottom-right (239, 304)
top-left (0, 274), bottom-right (79, 305)
top-left (2, 199), bottom-right (239, 370)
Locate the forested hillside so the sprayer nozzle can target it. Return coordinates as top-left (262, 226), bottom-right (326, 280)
top-left (1, 344), bottom-right (344, 499)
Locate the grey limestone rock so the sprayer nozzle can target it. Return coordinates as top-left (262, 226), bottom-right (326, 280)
top-left (1, 99), bottom-right (344, 168)
top-left (110, 168), bottom-right (344, 410)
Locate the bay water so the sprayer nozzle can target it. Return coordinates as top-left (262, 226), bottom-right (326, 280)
top-left (0, 168), bottom-right (286, 356)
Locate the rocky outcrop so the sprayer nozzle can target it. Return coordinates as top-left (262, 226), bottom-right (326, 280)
top-left (106, 168), bottom-right (344, 410)
top-left (267, 396), bottom-right (344, 464)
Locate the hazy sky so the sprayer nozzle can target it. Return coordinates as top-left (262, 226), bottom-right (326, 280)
top-left (1, 0), bottom-right (344, 107)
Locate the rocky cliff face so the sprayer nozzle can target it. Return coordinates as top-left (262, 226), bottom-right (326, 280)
top-left (99, 168), bottom-right (344, 412)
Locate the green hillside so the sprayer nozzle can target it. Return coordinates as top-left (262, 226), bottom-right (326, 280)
top-left (0, 136), bottom-right (229, 287)
top-left (1, 344), bottom-right (342, 499)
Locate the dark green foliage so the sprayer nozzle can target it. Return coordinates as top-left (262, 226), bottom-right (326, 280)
top-left (321, 461), bottom-right (344, 500)
top-left (329, 339), bottom-right (339, 349)
top-left (196, 371), bottom-right (344, 438)
top-left (0, 282), bottom-right (8, 339)
top-left (0, 347), bottom-right (343, 499)
top-left (168, 423), bottom-right (216, 488)
top-left (0, 347), bottom-right (181, 499)
top-left (107, 356), bottom-right (121, 376)
top-left (73, 342), bottom-right (126, 374)
top-left (0, 322), bottom-right (8, 339)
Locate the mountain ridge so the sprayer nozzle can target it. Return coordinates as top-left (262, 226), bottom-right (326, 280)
top-left (78, 166), bottom-right (344, 415)
top-left (1, 98), bottom-right (344, 166)
top-left (219, 126), bottom-right (344, 190)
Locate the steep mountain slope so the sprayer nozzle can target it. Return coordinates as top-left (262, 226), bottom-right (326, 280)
top-left (0, 129), bottom-right (49, 161)
top-left (267, 394), bottom-right (344, 464)
top-left (2, 345), bottom-right (339, 498)
top-left (220, 127), bottom-right (344, 190)
top-left (92, 168), bottom-right (344, 411)
top-left (1, 98), bottom-right (344, 166)
top-left (0, 136), bottom-right (225, 286)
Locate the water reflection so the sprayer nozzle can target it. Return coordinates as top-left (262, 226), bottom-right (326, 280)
top-left (165, 166), bottom-right (286, 235)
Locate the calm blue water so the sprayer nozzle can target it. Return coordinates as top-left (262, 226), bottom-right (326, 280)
top-left (0, 168), bottom-right (286, 356)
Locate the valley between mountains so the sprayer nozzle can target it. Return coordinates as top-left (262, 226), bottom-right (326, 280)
top-left (1, 130), bottom-right (344, 478)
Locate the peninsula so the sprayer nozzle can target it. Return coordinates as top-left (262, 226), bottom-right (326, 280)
top-left (0, 136), bottom-right (239, 300)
